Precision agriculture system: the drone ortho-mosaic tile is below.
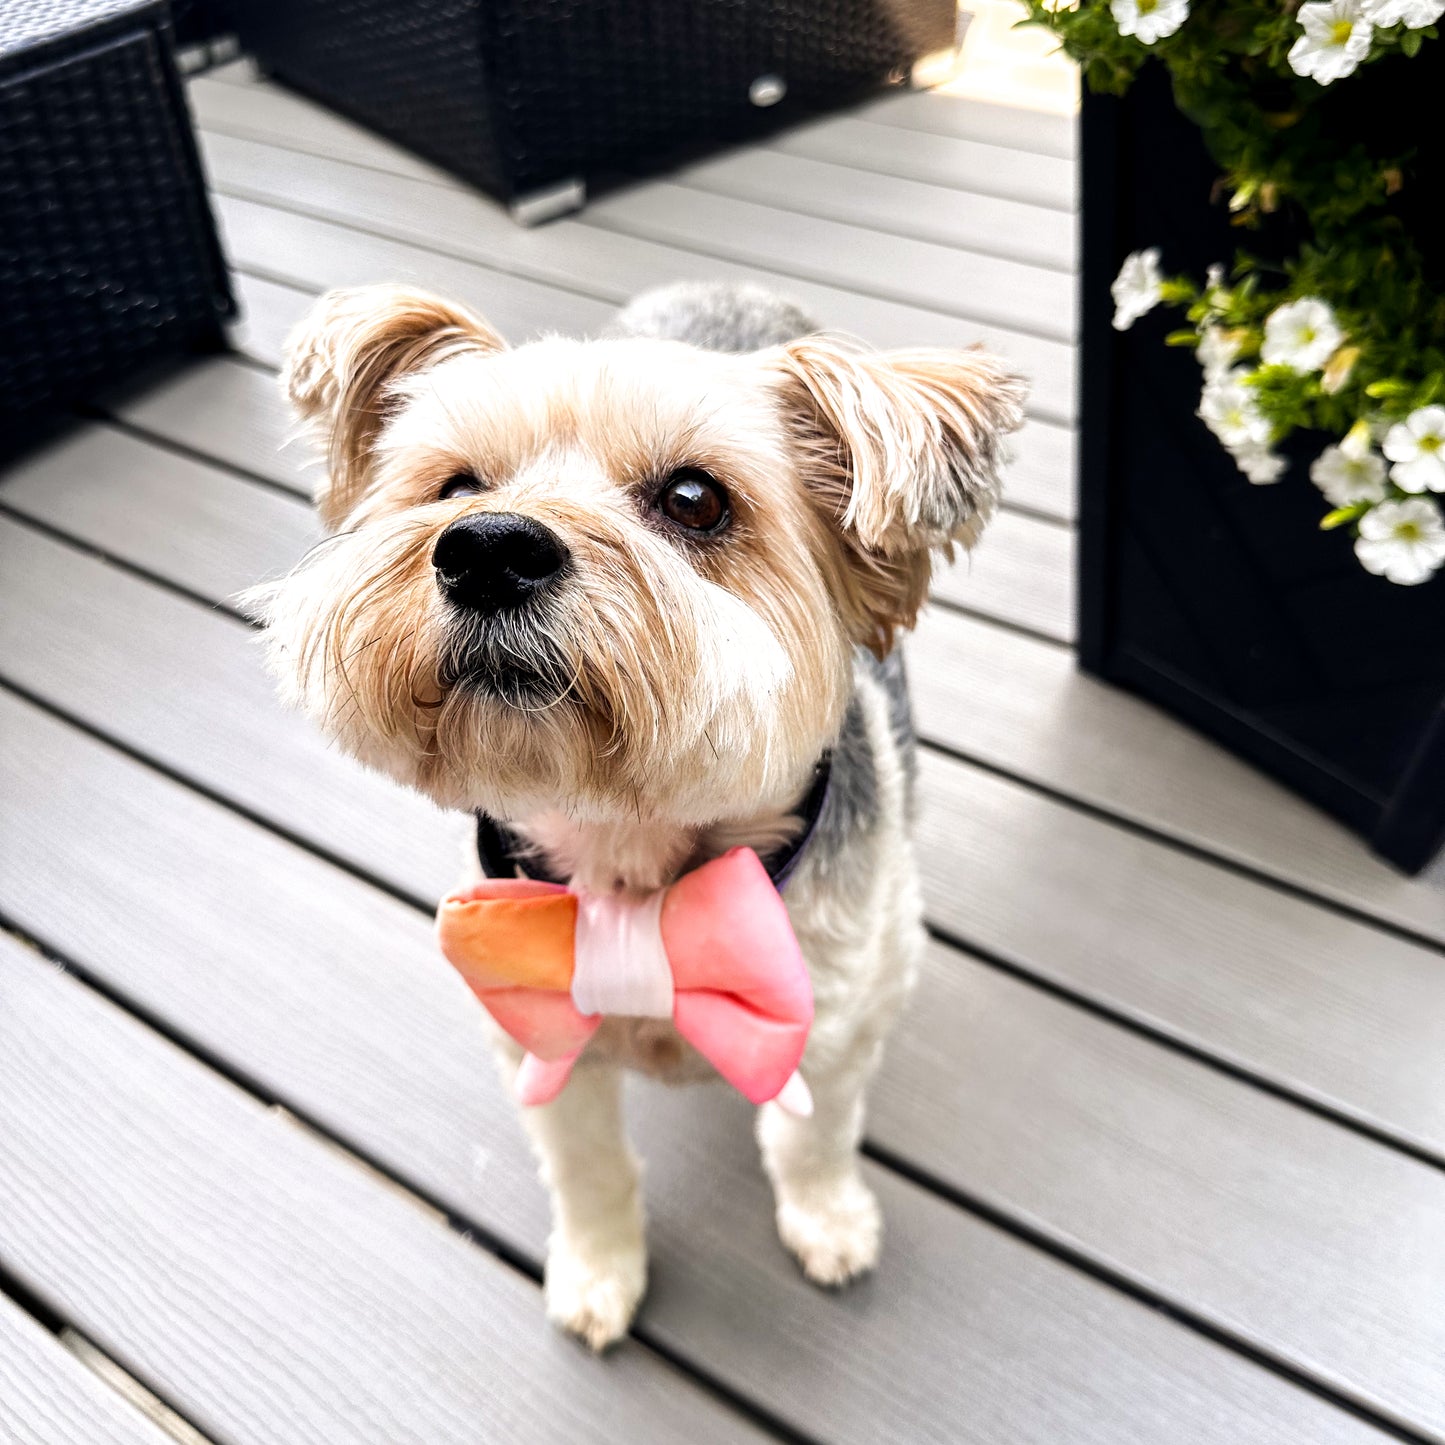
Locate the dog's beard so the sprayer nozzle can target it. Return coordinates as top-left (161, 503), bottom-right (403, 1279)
top-left (437, 607), bottom-right (577, 710)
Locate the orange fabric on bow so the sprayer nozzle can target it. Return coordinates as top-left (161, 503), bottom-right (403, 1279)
top-left (435, 847), bottom-right (814, 1113)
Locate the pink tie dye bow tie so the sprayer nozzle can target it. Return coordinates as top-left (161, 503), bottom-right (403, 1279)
top-left (435, 847), bottom-right (814, 1114)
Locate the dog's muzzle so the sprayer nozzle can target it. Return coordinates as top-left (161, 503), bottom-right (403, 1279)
top-left (432, 512), bottom-right (569, 615)
top-left (433, 512), bottom-right (573, 706)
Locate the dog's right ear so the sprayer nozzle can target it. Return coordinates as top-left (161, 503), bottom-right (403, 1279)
top-left (768, 336), bottom-right (1025, 656)
top-left (282, 285), bottom-right (506, 530)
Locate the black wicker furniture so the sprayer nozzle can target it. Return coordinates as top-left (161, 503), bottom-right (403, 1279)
top-left (0, 0), bottom-right (234, 430)
top-left (237, 0), bottom-right (959, 222)
top-left (169, 0), bottom-right (236, 49)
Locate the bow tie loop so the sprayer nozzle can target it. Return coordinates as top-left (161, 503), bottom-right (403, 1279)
top-left (436, 847), bottom-right (813, 1114)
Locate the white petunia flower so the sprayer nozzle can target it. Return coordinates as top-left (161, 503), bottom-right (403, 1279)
top-left (1310, 434), bottom-right (1388, 505)
top-left (1355, 497), bottom-right (1445, 584)
top-left (1232, 443), bottom-right (1287, 485)
top-left (1111, 0), bottom-right (1190, 43)
top-left (1260, 297), bottom-right (1344, 372)
top-left (1363, 0), bottom-right (1443, 25)
top-left (1112, 249), bottom-right (1164, 330)
top-left (1197, 326), bottom-right (1242, 381)
top-left (1288, 0), bottom-right (1374, 84)
top-left (1198, 371), bottom-right (1272, 450)
top-left (1232, 444), bottom-right (1286, 485)
top-left (1383, 405), bottom-right (1445, 492)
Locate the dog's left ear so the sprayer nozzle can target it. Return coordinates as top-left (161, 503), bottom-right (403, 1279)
top-left (282, 284), bottom-right (506, 529)
top-left (769, 337), bottom-right (1027, 654)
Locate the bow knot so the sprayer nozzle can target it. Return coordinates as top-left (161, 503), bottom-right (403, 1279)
top-left (435, 847), bottom-right (814, 1113)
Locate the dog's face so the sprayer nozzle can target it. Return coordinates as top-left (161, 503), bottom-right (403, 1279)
top-left (249, 286), bottom-right (1024, 824)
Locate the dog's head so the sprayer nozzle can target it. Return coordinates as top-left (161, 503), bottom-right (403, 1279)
top-left (248, 284), bottom-right (1025, 823)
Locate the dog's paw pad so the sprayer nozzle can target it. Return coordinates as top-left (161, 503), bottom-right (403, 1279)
top-left (544, 1241), bottom-right (646, 1352)
top-left (777, 1182), bottom-right (882, 1287)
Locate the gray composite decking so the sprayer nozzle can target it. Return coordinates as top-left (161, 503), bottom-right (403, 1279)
top-left (1, 58), bottom-right (1443, 1445)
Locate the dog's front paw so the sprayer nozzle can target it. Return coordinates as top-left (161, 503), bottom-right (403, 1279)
top-left (544, 1234), bottom-right (647, 1352)
top-left (776, 1177), bottom-right (882, 1288)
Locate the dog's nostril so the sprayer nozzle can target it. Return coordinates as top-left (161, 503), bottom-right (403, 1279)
top-left (507, 529), bottom-right (567, 582)
top-left (432, 512), bottom-right (569, 613)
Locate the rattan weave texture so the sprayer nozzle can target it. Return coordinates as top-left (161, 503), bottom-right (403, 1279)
top-left (240, 0), bottom-right (956, 204)
top-left (1, 0), bottom-right (234, 420)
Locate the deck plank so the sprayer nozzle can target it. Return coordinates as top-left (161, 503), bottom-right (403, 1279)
top-left (201, 134), bottom-right (1078, 423)
top-left (0, 422), bottom-right (317, 590)
top-left (857, 88), bottom-right (1077, 158)
top-left (189, 76), bottom-right (464, 186)
top-left (0, 516), bottom-right (455, 901)
top-left (0, 691), bottom-right (1408, 1445)
top-left (1003, 414), bottom-right (1076, 520)
top-left (672, 147), bottom-right (1075, 272)
top-left (582, 183), bottom-right (1075, 341)
top-left (201, 55), bottom-right (261, 85)
top-left (220, 220), bottom-right (605, 350)
top-left (770, 115), bottom-right (1078, 209)
top-left (914, 746), bottom-right (1445, 1157)
top-left (933, 509), bottom-right (1076, 642)
top-left (214, 202), bottom-right (620, 347)
top-left (188, 73), bottom-right (1076, 262)
top-left (110, 356), bottom-right (313, 498)
top-left (194, 65), bottom-right (1079, 161)
top-left (882, 947), bottom-right (1445, 1441)
top-left (0, 936), bottom-right (771, 1445)
top-left (227, 271), bottom-right (326, 370)
top-left (909, 607), bottom-right (1445, 942)
top-left (0, 1296), bottom-right (176, 1445)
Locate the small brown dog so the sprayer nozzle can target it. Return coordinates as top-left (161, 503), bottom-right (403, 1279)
top-left (250, 280), bottom-right (1024, 1348)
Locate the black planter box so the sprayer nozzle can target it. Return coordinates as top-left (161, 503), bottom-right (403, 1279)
top-left (1079, 63), bottom-right (1445, 874)
top-left (235, 0), bottom-right (958, 217)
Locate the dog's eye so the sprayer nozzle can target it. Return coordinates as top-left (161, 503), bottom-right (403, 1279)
top-left (438, 473), bottom-right (482, 501)
top-left (658, 469), bottom-right (728, 533)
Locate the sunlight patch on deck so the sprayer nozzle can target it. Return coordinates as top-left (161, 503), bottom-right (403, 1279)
top-left (937, 0), bottom-right (1079, 115)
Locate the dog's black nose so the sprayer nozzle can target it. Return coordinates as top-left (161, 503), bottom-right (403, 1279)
top-left (432, 513), bottom-right (569, 613)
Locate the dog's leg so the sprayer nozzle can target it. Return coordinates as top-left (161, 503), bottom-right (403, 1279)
top-left (756, 1046), bottom-right (883, 1287)
top-left (514, 1056), bottom-right (647, 1350)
